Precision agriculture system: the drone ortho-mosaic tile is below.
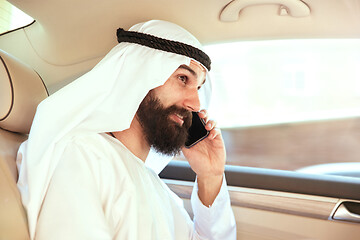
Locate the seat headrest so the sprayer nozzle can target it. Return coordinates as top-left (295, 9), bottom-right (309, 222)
top-left (0, 50), bottom-right (48, 134)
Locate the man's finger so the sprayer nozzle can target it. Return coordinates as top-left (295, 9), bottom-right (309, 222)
top-left (198, 109), bottom-right (207, 122)
top-left (208, 127), bottom-right (221, 140)
top-left (205, 120), bottom-right (217, 131)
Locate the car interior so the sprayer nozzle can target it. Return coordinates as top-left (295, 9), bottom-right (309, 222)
top-left (1, 0), bottom-right (360, 239)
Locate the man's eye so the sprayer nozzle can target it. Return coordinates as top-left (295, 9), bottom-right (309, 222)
top-left (178, 75), bottom-right (188, 84)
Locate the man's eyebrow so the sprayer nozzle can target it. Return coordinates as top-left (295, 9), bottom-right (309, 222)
top-left (179, 64), bottom-right (197, 78)
top-left (178, 64), bottom-right (197, 77)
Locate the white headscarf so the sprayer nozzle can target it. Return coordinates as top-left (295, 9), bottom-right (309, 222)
top-left (17, 20), bottom-right (212, 239)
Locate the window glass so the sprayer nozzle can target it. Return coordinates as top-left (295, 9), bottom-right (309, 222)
top-left (0, 0), bottom-right (33, 34)
top-left (201, 39), bottom-right (360, 176)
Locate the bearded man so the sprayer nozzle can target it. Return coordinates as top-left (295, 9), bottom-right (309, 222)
top-left (17, 20), bottom-right (236, 240)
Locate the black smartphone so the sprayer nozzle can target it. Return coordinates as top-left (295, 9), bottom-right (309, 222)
top-left (185, 112), bottom-right (209, 148)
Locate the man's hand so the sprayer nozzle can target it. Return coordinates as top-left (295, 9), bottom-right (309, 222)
top-left (182, 110), bottom-right (226, 206)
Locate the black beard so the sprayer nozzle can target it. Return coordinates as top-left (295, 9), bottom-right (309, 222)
top-left (136, 92), bottom-right (192, 156)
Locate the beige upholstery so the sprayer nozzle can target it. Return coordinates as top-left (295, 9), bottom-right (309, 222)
top-left (0, 50), bottom-right (48, 240)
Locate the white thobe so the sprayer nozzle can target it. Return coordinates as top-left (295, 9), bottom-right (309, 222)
top-left (34, 133), bottom-right (236, 239)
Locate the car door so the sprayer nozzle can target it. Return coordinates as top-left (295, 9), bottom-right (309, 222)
top-left (161, 160), bottom-right (360, 240)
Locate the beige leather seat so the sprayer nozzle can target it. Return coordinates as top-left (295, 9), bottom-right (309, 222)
top-left (0, 49), bottom-right (48, 240)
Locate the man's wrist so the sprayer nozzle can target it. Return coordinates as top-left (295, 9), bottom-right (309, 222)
top-left (197, 174), bottom-right (223, 207)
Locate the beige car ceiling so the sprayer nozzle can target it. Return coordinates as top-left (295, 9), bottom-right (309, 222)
top-left (1, 0), bottom-right (360, 93)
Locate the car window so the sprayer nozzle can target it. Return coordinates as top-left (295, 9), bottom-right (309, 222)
top-left (200, 39), bottom-right (360, 176)
top-left (176, 39), bottom-right (360, 176)
top-left (0, 0), bottom-right (33, 34)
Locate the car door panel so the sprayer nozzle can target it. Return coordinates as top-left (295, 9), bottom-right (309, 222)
top-left (161, 161), bottom-right (360, 239)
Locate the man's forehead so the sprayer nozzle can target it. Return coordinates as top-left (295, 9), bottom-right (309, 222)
top-left (190, 60), bottom-right (206, 85)
top-left (190, 60), bottom-right (206, 73)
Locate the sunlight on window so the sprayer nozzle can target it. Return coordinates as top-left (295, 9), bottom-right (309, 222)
top-left (0, 0), bottom-right (33, 34)
top-left (205, 39), bottom-right (360, 128)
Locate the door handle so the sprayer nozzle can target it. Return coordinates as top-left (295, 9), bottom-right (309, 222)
top-left (332, 201), bottom-right (360, 223)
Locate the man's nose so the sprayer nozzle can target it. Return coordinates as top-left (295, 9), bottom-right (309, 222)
top-left (184, 90), bottom-right (201, 112)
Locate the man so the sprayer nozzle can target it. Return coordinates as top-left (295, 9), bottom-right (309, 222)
top-left (17, 20), bottom-right (236, 239)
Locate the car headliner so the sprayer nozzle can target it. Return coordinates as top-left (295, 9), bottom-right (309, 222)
top-left (2, 0), bottom-right (360, 92)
